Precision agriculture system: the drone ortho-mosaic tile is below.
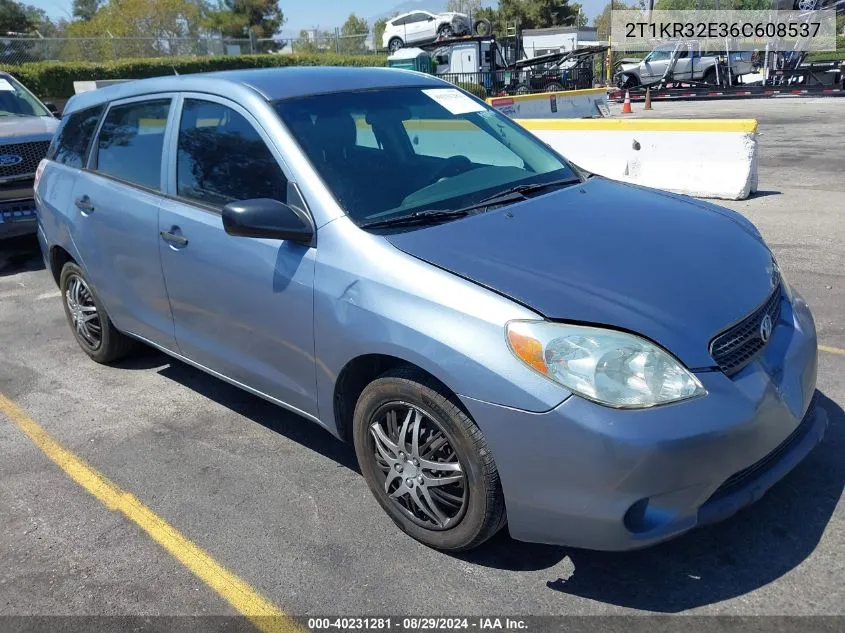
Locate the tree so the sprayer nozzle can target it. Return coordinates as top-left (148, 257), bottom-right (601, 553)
top-left (0, 0), bottom-right (33, 34)
top-left (205, 0), bottom-right (285, 38)
top-left (65, 0), bottom-right (210, 60)
top-left (593, 1), bottom-right (634, 39)
top-left (73, 0), bottom-right (101, 21)
top-left (338, 13), bottom-right (368, 54)
top-left (497, 0), bottom-right (580, 30)
top-left (24, 4), bottom-right (68, 36)
top-left (373, 17), bottom-right (388, 51)
top-left (293, 27), bottom-right (334, 53)
top-left (569, 2), bottom-right (588, 27)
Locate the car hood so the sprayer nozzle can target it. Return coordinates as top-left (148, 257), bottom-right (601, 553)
top-left (0, 116), bottom-right (59, 140)
top-left (618, 62), bottom-right (641, 72)
top-left (385, 177), bottom-right (777, 370)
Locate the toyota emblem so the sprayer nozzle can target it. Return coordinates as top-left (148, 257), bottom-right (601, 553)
top-left (760, 314), bottom-right (773, 343)
top-left (0, 153), bottom-right (23, 167)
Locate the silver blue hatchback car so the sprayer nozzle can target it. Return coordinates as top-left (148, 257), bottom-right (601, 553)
top-left (35, 67), bottom-right (825, 552)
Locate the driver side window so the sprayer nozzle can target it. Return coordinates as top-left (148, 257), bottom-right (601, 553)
top-left (177, 99), bottom-right (287, 208)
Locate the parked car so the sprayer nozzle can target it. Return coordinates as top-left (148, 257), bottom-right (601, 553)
top-left (383, 10), bottom-right (472, 53)
top-left (36, 68), bottom-right (825, 552)
top-left (0, 72), bottom-right (60, 241)
top-left (615, 42), bottom-right (755, 88)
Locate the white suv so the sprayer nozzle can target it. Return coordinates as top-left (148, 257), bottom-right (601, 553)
top-left (383, 11), bottom-right (471, 53)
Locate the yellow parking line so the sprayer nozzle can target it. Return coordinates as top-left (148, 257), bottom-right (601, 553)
top-left (820, 345), bottom-right (845, 356)
top-left (0, 393), bottom-right (301, 633)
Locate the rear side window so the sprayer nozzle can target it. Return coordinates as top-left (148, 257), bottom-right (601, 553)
top-left (94, 99), bottom-right (170, 190)
top-left (176, 99), bottom-right (287, 208)
top-left (48, 105), bottom-right (104, 168)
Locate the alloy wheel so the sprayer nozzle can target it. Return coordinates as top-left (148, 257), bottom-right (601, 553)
top-left (369, 403), bottom-right (467, 530)
top-left (65, 274), bottom-right (102, 350)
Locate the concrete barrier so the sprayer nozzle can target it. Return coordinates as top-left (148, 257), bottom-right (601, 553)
top-left (487, 87), bottom-right (609, 119)
top-left (517, 118), bottom-right (759, 200)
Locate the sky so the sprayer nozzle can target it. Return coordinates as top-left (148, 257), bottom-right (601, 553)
top-left (26, 0), bottom-right (607, 37)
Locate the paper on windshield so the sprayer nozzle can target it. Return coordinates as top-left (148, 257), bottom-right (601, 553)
top-left (0, 79), bottom-right (15, 91)
top-left (422, 88), bottom-right (485, 115)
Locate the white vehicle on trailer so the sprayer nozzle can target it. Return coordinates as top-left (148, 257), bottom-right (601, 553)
top-left (383, 10), bottom-right (476, 53)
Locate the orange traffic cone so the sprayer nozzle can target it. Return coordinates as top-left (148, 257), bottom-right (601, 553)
top-left (621, 90), bottom-right (633, 114)
top-left (644, 87), bottom-right (652, 110)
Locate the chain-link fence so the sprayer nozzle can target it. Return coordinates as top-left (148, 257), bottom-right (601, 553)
top-left (0, 33), bottom-right (380, 65)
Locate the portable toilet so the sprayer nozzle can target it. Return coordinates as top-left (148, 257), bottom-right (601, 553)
top-left (387, 47), bottom-right (433, 74)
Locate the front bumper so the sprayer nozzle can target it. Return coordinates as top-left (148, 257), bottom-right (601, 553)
top-left (0, 199), bottom-right (37, 240)
top-left (461, 290), bottom-right (825, 550)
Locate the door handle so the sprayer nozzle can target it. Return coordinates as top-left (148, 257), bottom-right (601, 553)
top-left (74, 196), bottom-right (94, 213)
top-left (160, 230), bottom-right (188, 247)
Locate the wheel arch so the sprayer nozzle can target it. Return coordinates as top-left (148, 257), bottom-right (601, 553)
top-left (332, 353), bottom-right (466, 444)
top-left (49, 245), bottom-right (76, 286)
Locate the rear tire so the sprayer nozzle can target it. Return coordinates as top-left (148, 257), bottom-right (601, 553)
top-left (59, 262), bottom-right (137, 364)
top-left (388, 37), bottom-right (403, 53)
top-left (353, 367), bottom-right (506, 552)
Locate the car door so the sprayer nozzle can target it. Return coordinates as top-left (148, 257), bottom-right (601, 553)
top-left (68, 95), bottom-right (177, 350)
top-left (641, 49), bottom-right (672, 83)
top-left (157, 94), bottom-right (318, 417)
top-left (672, 47), bottom-right (693, 81)
top-left (405, 12), bottom-right (434, 43)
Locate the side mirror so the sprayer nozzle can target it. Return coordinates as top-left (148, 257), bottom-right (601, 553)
top-left (222, 198), bottom-right (314, 245)
top-left (44, 102), bottom-right (60, 117)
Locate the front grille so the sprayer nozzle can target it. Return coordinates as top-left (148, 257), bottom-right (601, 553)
top-left (0, 140), bottom-right (51, 180)
top-left (709, 284), bottom-right (782, 375)
top-left (708, 402), bottom-right (815, 501)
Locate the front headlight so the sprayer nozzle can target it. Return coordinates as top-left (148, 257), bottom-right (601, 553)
top-left (506, 321), bottom-right (707, 409)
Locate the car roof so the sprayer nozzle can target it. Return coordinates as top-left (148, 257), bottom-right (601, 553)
top-left (394, 9), bottom-right (434, 18)
top-left (63, 66), bottom-right (446, 116)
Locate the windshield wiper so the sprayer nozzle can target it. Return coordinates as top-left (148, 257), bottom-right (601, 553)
top-left (359, 177), bottom-right (582, 230)
top-left (476, 177), bottom-right (582, 205)
top-left (359, 208), bottom-right (471, 229)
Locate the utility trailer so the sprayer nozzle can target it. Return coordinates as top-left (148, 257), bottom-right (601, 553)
top-left (609, 57), bottom-right (845, 102)
top-left (412, 32), bottom-right (608, 96)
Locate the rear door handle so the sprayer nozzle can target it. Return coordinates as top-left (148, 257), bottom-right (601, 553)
top-left (74, 196), bottom-right (94, 213)
top-left (160, 230), bottom-right (188, 247)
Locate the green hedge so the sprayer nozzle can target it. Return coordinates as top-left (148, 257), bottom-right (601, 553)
top-left (0, 53), bottom-right (388, 100)
top-left (806, 36), bottom-right (845, 61)
top-left (455, 81), bottom-right (487, 100)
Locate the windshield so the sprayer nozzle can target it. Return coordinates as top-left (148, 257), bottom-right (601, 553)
top-left (0, 75), bottom-right (51, 118)
top-left (273, 86), bottom-right (578, 226)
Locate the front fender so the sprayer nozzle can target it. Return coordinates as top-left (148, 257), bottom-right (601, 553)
top-left (312, 218), bottom-right (572, 435)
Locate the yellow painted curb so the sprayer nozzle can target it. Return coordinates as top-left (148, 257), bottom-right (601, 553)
top-left (486, 87), bottom-right (607, 104)
top-left (515, 118), bottom-right (759, 133)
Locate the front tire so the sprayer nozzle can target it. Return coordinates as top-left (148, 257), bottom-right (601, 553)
top-left (437, 25), bottom-right (454, 40)
top-left (353, 367), bottom-right (506, 552)
top-left (60, 262), bottom-right (136, 364)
